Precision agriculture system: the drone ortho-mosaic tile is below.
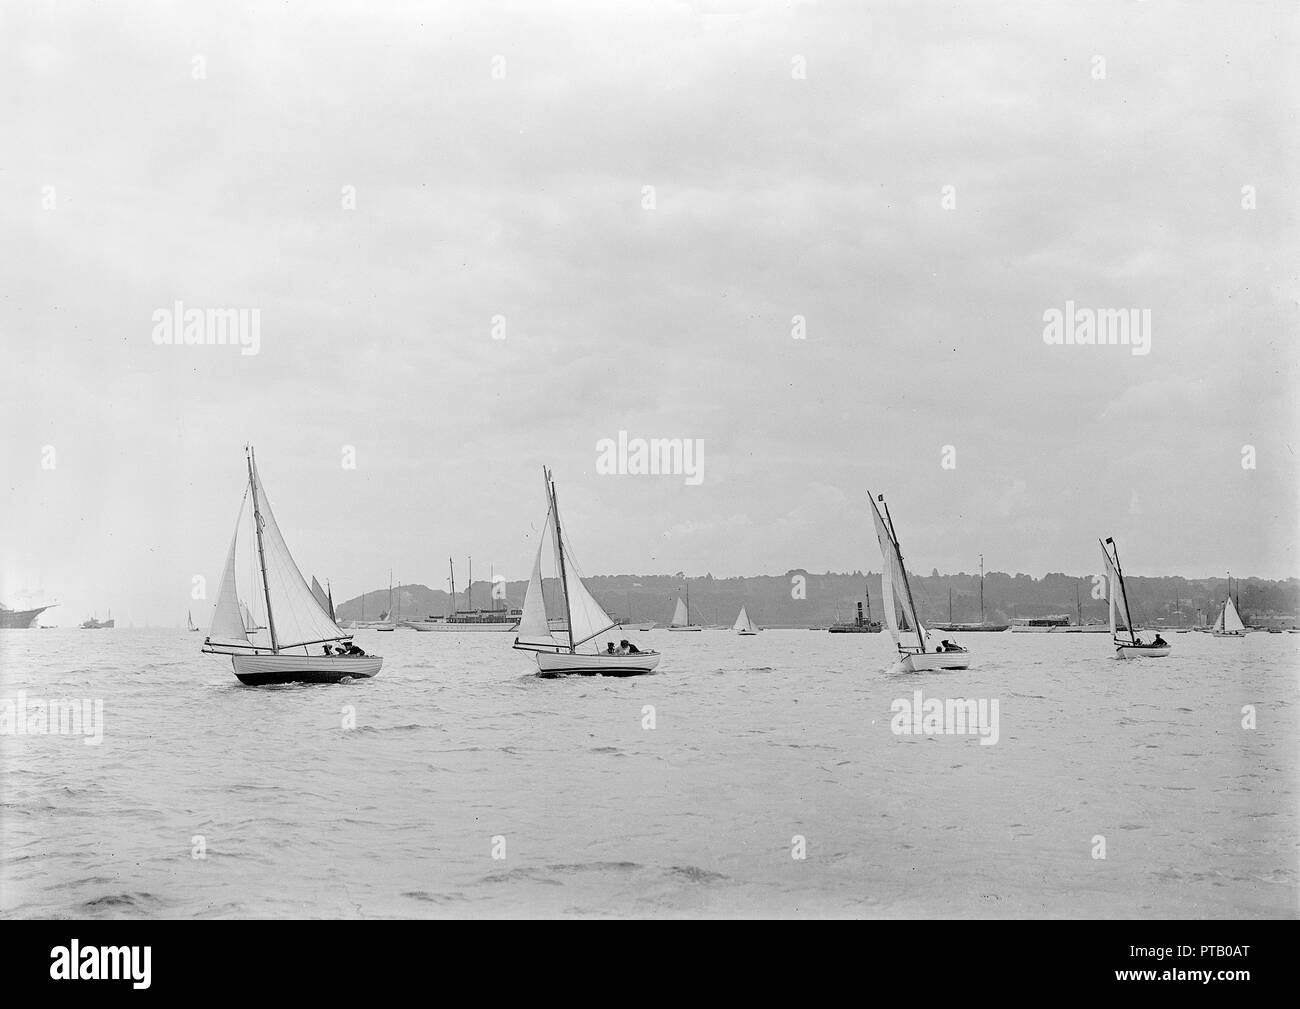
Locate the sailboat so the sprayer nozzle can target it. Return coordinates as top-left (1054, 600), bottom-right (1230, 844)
top-left (513, 467), bottom-right (660, 676)
top-left (668, 586), bottom-right (703, 631)
top-left (1099, 537), bottom-right (1170, 658)
top-left (1211, 575), bottom-right (1246, 638)
top-left (869, 491), bottom-right (970, 671)
top-left (733, 605), bottom-right (760, 635)
top-left (376, 571), bottom-right (396, 631)
top-left (202, 447), bottom-right (382, 685)
top-left (187, 610), bottom-right (200, 632)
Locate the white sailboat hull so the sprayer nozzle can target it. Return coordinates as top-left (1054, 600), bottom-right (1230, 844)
top-left (668, 625), bottom-right (703, 632)
top-left (738, 629), bottom-right (759, 636)
top-left (228, 653), bottom-right (383, 685)
top-left (1211, 630), bottom-right (1246, 638)
top-left (1114, 641), bottom-right (1171, 659)
top-left (531, 649), bottom-right (661, 677)
top-left (894, 650), bottom-right (971, 672)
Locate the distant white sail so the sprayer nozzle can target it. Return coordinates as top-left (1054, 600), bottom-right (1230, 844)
top-left (671, 597), bottom-right (689, 627)
top-left (732, 606), bottom-right (757, 633)
top-left (1221, 595), bottom-right (1245, 633)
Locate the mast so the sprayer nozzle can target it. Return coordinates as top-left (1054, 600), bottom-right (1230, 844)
top-left (979, 554), bottom-right (985, 623)
top-left (948, 586), bottom-right (953, 623)
top-left (1105, 538), bottom-right (1137, 644)
top-left (547, 468), bottom-right (576, 654)
top-left (247, 447), bottom-right (279, 653)
top-left (468, 556), bottom-right (472, 611)
top-left (449, 558), bottom-right (456, 615)
top-left (879, 494), bottom-right (926, 652)
top-left (686, 582), bottom-right (690, 624)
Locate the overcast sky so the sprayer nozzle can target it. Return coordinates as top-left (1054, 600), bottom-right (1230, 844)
top-left (2, 0), bottom-right (1297, 625)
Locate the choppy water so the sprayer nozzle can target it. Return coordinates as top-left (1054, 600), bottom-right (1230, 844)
top-left (1, 627), bottom-right (1296, 918)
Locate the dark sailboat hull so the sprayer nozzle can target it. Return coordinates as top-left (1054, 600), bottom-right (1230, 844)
top-left (228, 653), bottom-right (383, 685)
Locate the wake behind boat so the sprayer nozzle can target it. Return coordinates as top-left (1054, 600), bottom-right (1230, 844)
top-left (1099, 536), bottom-right (1170, 658)
top-left (869, 491), bottom-right (970, 672)
top-left (202, 447), bottom-right (382, 685)
top-left (512, 467), bottom-right (659, 676)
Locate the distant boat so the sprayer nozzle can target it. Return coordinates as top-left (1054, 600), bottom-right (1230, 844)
top-left (1010, 615), bottom-right (1072, 632)
top-left (80, 610), bottom-right (114, 629)
top-left (409, 557), bottom-right (521, 631)
top-left (1211, 576), bottom-right (1246, 638)
top-left (1, 602), bottom-right (56, 629)
top-left (931, 556), bottom-right (1009, 632)
top-left (513, 467), bottom-right (660, 676)
top-left (187, 609), bottom-right (200, 632)
top-left (668, 588), bottom-right (703, 631)
top-left (1099, 537), bottom-right (1170, 658)
top-left (376, 571), bottom-right (396, 631)
top-left (869, 491), bottom-right (969, 671)
top-left (829, 595), bottom-right (881, 633)
top-left (202, 446), bottom-right (381, 685)
top-left (733, 605), bottom-right (760, 635)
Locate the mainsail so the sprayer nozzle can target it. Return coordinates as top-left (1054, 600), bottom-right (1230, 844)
top-left (733, 606), bottom-right (755, 632)
top-left (207, 450), bottom-right (349, 654)
top-left (1099, 538), bottom-right (1136, 644)
top-left (868, 492), bottom-right (929, 652)
top-left (1217, 594), bottom-right (1245, 633)
top-left (671, 597), bottom-right (689, 628)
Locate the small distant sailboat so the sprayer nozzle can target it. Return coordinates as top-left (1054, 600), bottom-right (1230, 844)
top-left (668, 587), bottom-right (703, 631)
top-left (187, 610), bottom-right (200, 632)
top-left (513, 467), bottom-right (660, 676)
top-left (1099, 537), bottom-right (1170, 658)
top-left (733, 605), bottom-right (760, 635)
top-left (376, 571), bottom-right (396, 631)
top-left (869, 491), bottom-right (970, 671)
top-left (203, 447), bottom-right (381, 685)
top-left (1211, 575), bottom-right (1247, 638)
